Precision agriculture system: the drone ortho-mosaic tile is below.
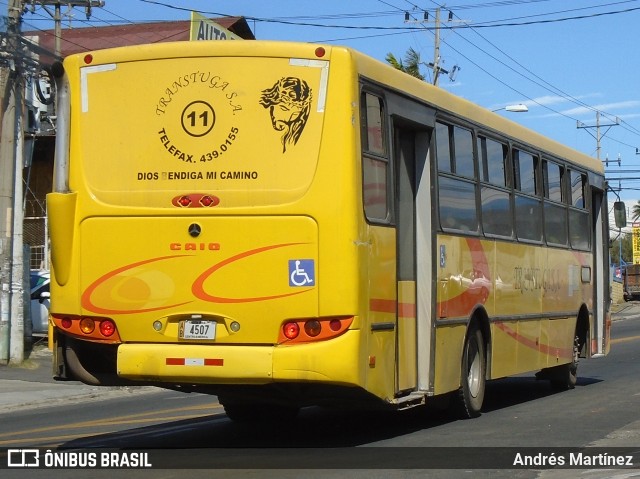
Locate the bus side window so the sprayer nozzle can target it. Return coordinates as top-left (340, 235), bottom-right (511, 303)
top-left (542, 159), bottom-right (568, 246)
top-left (513, 149), bottom-right (542, 242)
top-left (568, 170), bottom-right (590, 250)
top-left (439, 176), bottom-right (478, 232)
top-left (436, 122), bottom-right (452, 173)
top-left (437, 121), bottom-right (478, 233)
top-left (361, 92), bottom-right (390, 222)
top-left (453, 125), bottom-right (475, 179)
top-left (479, 135), bottom-right (512, 238)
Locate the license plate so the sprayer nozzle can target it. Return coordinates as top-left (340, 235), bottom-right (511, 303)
top-left (180, 320), bottom-right (216, 340)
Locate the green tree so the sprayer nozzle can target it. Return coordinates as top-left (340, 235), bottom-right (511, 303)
top-left (611, 232), bottom-right (632, 264)
top-left (385, 47), bottom-right (425, 81)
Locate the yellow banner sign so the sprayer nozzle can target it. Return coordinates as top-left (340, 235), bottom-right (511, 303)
top-left (633, 223), bottom-right (640, 264)
top-left (190, 12), bottom-right (242, 41)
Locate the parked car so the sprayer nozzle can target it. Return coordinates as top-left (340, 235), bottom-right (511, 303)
top-left (30, 270), bottom-right (50, 336)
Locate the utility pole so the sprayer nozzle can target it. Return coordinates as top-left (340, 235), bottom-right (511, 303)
top-left (0, 0), bottom-right (24, 365)
top-left (26, 1), bottom-right (105, 57)
top-left (577, 111), bottom-right (620, 162)
top-left (431, 8), bottom-right (442, 86)
top-left (404, 7), bottom-right (463, 86)
top-left (0, 0), bottom-right (104, 364)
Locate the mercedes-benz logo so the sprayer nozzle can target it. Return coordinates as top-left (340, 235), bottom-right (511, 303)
top-left (188, 223), bottom-right (202, 237)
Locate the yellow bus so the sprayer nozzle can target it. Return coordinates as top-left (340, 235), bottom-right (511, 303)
top-left (48, 40), bottom-right (615, 420)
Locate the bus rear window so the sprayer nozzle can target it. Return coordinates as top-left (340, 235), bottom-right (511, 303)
top-left (75, 56), bottom-right (327, 207)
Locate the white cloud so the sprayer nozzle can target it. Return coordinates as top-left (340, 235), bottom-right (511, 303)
top-left (524, 95), bottom-right (574, 107)
top-left (513, 93), bottom-right (602, 109)
top-left (562, 100), bottom-right (640, 118)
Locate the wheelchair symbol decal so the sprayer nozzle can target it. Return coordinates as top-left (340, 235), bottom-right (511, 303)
top-left (289, 259), bottom-right (315, 287)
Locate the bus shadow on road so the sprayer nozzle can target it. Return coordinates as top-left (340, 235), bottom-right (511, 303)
top-left (480, 374), bottom-right (603, 414)
top-left (60, 374), bottom-right (603, 449)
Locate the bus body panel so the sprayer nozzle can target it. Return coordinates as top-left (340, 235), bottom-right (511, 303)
top-left (433, 324), bottom-right (467, 395)
top-left (77, 216), bottom-right (318, 344)
top-left (364, 225), bottom-right (398, 401)
top-left (47, 192), bottom-right (77, 286)
top-left (436, 234), bottom-right (590, 383)
top-left (273, 329), bottom-right (362, 385)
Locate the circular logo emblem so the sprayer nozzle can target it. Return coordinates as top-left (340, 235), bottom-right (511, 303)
top-left (188, 223), bottom-right (202, 237)
top-left (181, 100), bottom-right (216, 137)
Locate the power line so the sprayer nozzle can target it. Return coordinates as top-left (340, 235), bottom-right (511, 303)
top-left (353, 0), bottom-right (640, 136)
top-left (375, 2), bottom-right (640, 161)
top-left (134, 0), bottom-right (640, 31)
top-left (420, 1), bottom-right (640, 151)
top-left (461, 0), bottom-right (640, 25)
top-left (388, 1), bottom-right (584, 121)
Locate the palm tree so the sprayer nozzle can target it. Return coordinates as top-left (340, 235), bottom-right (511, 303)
top-left (632, 201), bottom-right (640, 222)
top-left (385, 47), bottom-right (425, 81)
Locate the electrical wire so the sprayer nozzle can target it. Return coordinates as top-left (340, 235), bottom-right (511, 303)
top-left (390, 0), bottom-right (640, 194)
top-left (420, 0), bottom-right (640, 153)
top-left (13, 0), bottom-right (640, 161)
top-left (133, 0), bottom-right (640, 31)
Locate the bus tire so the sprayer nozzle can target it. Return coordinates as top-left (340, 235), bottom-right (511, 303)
top-left (457, 324), bottom-right (486, 419)
top-left (550, 335), bottom-right (579, 391)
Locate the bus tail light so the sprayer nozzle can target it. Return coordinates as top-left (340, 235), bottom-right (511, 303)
top-left (99, 319), bottom-right (116, 337)
top-left (329, 319), bottom-right (342, 331)
top-left (304, 320), bottom-right (322, 337)
top-left (279, 316), bottom-right (353, 344)
top-left (283, 322), bottom-right (300, 340)
top-left (52, 314), bottom-right (121, 343)
top-left (79, 318), bottom-right (95, 334)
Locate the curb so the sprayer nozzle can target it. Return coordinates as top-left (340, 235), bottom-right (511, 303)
top-left (0, 344), bottom-right (159, 414)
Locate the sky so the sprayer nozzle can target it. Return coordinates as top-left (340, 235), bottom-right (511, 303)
top-left (12, 0), bottom-right (640, 203)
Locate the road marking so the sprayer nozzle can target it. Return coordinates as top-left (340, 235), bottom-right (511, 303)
top-left (611, 335), bottom-right (640, 344)
top-left (0, 401), bottom-right (224, 446)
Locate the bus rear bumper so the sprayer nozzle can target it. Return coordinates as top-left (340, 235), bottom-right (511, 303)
top-left (107, 333), bottom-right (393, 409)
top-left (117, 330), bottom-right (362, 386)
top-left (117, 343), bottom-right (275, 384)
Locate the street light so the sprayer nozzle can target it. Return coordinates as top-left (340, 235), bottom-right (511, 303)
top-left (492, 104), bottom-right (529, 113)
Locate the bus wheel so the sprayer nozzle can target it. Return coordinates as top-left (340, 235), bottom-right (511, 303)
top-left (457, 325), bottom-right (486, 419)
top-left (222, 401), bottom-right (300, 422)
top-left (549, 335), bottom-right (579, 391)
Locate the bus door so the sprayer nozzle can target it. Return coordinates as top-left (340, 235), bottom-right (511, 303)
top-left (394, 124), bottom-right (433, 395)
top-left (591, 188), bottom-right (609, 356)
